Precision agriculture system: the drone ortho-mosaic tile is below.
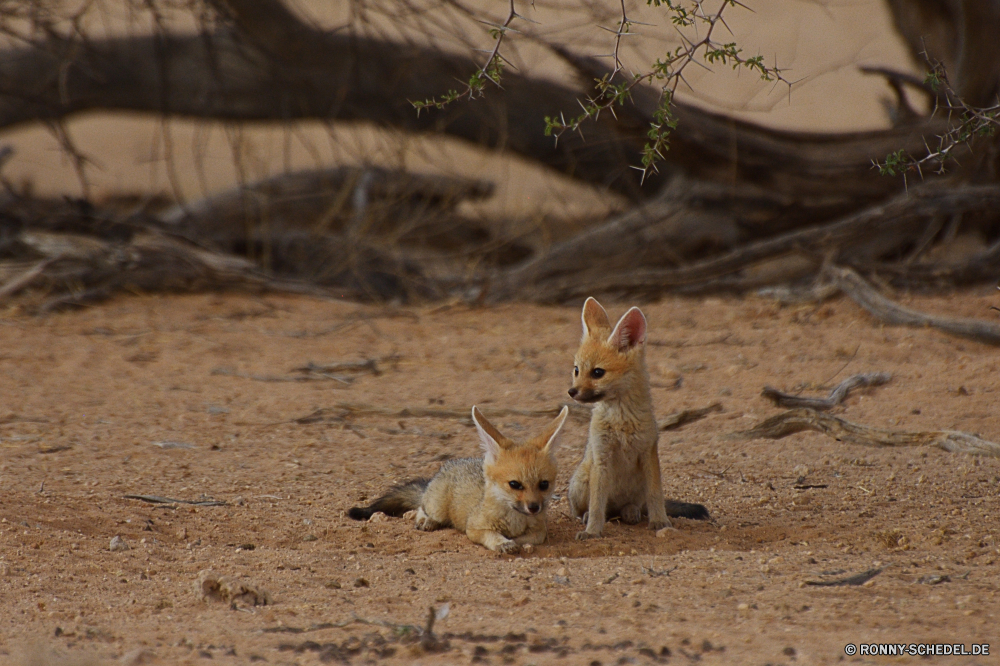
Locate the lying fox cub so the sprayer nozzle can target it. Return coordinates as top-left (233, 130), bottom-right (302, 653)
top-left (349, 406), bottom-right (568, 554)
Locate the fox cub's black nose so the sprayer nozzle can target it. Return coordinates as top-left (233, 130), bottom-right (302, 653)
top-left (527, 503), bottom-right (541, 514)
top-left (567, 387), bottom-right (579, 398)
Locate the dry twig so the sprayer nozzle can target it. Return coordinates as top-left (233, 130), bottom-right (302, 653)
top-left (761, 373), bottom-right (892, 410)
top-left (804, 567), bottom-right (883, 587)
top-left (211, 367), bottom-right (353, 384)
top-left (123, 494), bottom-right (228, 506)
top-left (658, 403), bottom-right (723, 431)
top-left (291, 355), bottom-right (401, 377)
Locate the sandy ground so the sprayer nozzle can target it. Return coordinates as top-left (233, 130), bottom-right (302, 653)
top-left (1, 290), bottom-right (999, 665)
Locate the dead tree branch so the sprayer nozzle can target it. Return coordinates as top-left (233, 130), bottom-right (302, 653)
top-left (492, 184), bottom-right (1000, 302)
top-left (732, 408), bottom-right (1000, 458)
top-left (885, 0), bottom-right (1000, 109)
top-left (0, 194), bottom-right (428, 310)
top-left (823, 265), bottom-right (1000, 346)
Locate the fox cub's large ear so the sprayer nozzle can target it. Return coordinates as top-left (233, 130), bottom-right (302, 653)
top-left (581, 297), bottom-right (611, 339)
top-left (609, 307), bottom-right (646, 351)
top-left (537, 405), bottom-right (569, 455)
top-left (472, 406), bottom-right (506, 465)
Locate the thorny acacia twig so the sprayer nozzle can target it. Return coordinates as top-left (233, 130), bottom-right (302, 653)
top-left (412, 0), bottom-right (790, 180)
top-left (545, 0), bottom-right (792, 181)
top-left (410, 0), bottom-right (520, 113)
top-left (874, 61), bottom-right (1000, 182)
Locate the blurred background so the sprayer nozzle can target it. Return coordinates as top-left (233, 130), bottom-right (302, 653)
top-left (3, 0), bottom-right (914, 211)
top-left (1, 0), bottom-right (997, 308)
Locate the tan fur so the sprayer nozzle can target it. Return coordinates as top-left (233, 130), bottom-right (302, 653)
top-left (568, 297), bottom-right (671, 539)
top-left (414, 406), bottom-right (567, 554)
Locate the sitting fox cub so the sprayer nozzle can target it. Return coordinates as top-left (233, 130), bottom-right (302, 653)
top-left (349, 406), bottom-right (568, 554)
top-left (568, 297), bottom-right (708, 540)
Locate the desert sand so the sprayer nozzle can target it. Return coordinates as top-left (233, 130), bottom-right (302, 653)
top-left (2, 289), bottom-right (998, 665)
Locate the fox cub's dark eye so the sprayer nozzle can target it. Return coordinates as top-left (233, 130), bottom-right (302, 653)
top-left (538, 480), bottom-right (549, 491)
top-left (509, 480), bottom-right (524, 491)
top-left (590, 367), bottom-right (605, 379)
top-left (573, 366), bottom-right (579, 377)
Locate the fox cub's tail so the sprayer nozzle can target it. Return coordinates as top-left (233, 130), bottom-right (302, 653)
top-left (348, 479), bottom-right (430, 520)
top-left (665, 500), bottom-right (710, 521)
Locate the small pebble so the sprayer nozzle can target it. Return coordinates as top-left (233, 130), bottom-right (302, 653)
top-left (109, 536), bottom-right (129, 552)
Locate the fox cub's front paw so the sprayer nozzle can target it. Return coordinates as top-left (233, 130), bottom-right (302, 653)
top-left (414, 508), bottom-right (442, 531)
top-left (496, 540), bottom-right (522, 555)
top-left (620, 505), bottom-right (643, 525)
top-left (575, 530), bottom-right (601, 541)
top-left (647, 519), bottom-right (672, 531)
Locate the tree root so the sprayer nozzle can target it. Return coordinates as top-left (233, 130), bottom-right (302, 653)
top-left (732, 408), bottom-right (1000, 457)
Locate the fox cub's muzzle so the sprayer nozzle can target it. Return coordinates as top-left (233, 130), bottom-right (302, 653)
top-left (514, 500), bottom-right (543, 516)
top-left (568, 387), bottom-right (603, 403)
